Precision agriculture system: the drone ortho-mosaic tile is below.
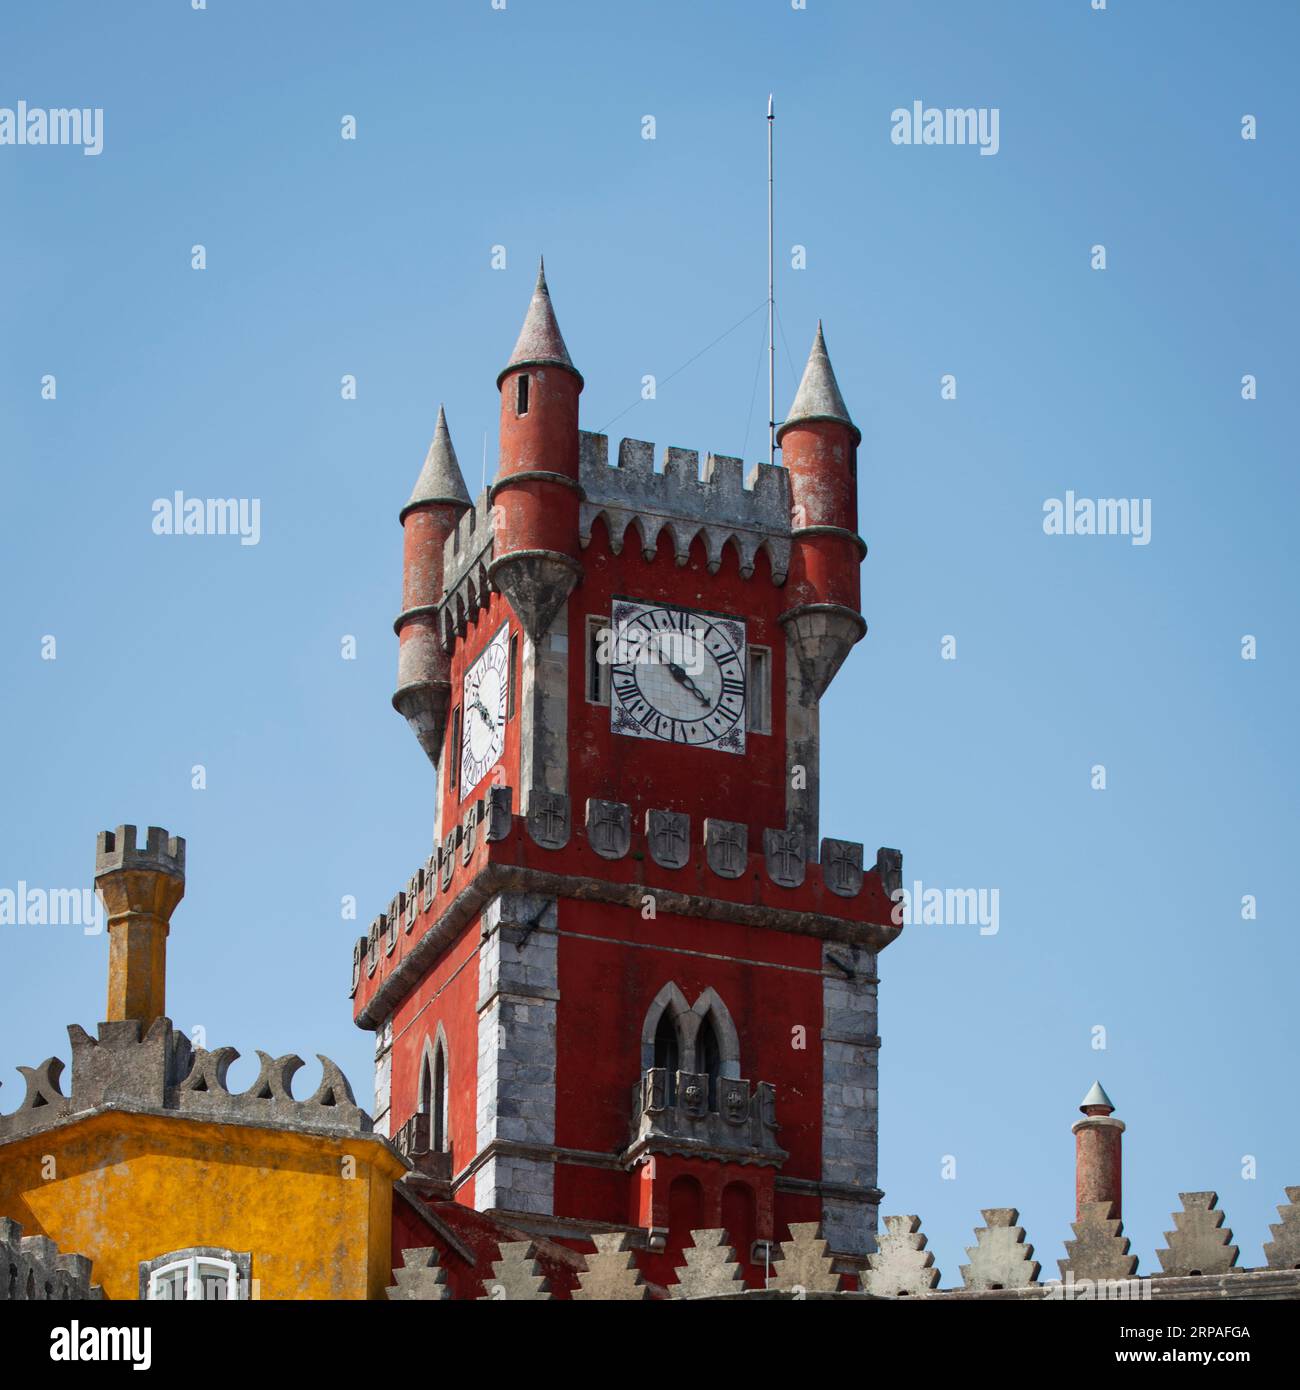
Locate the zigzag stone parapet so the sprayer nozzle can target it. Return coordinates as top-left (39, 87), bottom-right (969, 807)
top-left (387, 1247), bottom-right (452, 1301)
top-left (480, 1241), bottom-right (553, 1301)
top-left (959, 1208), bottom-right (1041, 1290)
top-left (573, 1231), bottom-right (650, 1300)
top-left (1059, 1202), bottom-right (1138, 1281)
top-left (863, 1215), bottom-right (940, 1296)
top-left (768, 1223), bottom-right (842, 1294)
top-left (670, 1228), bottom-right (745, 1299)
top-left (1155, 1192), bottom-right (1238, 1277)
top-left (1264, 1186), bottom-right (1300, 1270)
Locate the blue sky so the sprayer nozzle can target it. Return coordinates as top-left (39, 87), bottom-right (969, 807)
top-left (2, 0), bottom-right (1296, 1282)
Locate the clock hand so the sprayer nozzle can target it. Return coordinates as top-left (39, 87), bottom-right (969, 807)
top-left (666, 661), bottom-right (711, 708)
top-left (471, 696), bottom-right (496, 732)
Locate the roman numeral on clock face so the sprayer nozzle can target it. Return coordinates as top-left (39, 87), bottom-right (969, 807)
top-left (608, 600), bottom-right (747, 754)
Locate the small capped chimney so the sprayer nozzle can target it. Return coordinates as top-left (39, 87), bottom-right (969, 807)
top-left (94, 825), bottom-right (186, 1029)
top-left (1073, 1080), bottom-right (1125, 1220)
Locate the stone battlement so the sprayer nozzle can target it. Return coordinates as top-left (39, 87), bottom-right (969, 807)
top-left (0, 1017), bottom-right (372, 1142)
top-left (579, 434), bottom-right (792, 581)
top-left (94, 824), bottom-right (185, 879)
top-left (442, 490), bottom-right (493, 594)
top-left (0, 1219), bottom-right (102, 1300)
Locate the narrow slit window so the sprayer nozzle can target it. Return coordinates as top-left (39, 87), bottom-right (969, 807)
top-left (450, 706), bottom-right (462, 792)
top-left (746, 646), bottom-right (771, 735)
top-left (586, 616), bottom-right (612, 705)
top-left (516, 373), bottom-right (530, 416)
top-left (507, 634), bottom-right (519, 720)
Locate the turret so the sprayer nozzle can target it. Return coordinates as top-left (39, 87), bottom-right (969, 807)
top-left (488, 259), bottom-right (584, 643)
top-left (776, 323), bottom-right (868, 860)
top-left (1073, 1081), bottom-right (1125, 1220)
top-left (94, 825), bottom-right (185, 1029)
top-left (393, 406), bottom-right (472, 766)
top-left (777, 321), bottom-right (867, 699)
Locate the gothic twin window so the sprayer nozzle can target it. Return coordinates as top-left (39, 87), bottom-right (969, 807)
top-left (643, 984), bottom-right (739, 1112)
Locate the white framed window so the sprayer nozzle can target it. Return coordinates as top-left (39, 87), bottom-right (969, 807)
top-left (586, 615), bottom-right (612, 705)
top-left (746, 645), bottom-right (771, 734)
top-left (140, 1248), bottom-right (250, 1301)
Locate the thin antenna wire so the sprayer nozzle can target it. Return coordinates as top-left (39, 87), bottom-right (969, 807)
top-left (767, 93), bottom-right (775, 467)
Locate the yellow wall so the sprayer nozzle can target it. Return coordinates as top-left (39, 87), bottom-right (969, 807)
top-left (0, 1110), bottom-right (404, 1300)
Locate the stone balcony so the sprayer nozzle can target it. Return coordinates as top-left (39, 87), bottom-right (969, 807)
top-left (393, 1112), bottom-right (453, 1188)
top-left (626, 1068), bottom-right (787, 1167)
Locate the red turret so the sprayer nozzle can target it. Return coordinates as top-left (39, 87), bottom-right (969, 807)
top-left (489, 259), bottom-right (584, 642)
top-left (777, 321), bottom-right (867, 698)
top-left (393, 405), bottom-right (472, 765)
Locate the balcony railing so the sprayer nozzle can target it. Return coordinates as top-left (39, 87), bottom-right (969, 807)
top-left (628, 1067), bottom-right (785, 1163)
top-left (393, 1112), bottom-right (453, 1183)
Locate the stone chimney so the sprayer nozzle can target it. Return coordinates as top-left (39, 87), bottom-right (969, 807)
top-left (1073, 1080), bottom-right (1124, 1220)
top-left (94, 825), bottom-right (185, 1029)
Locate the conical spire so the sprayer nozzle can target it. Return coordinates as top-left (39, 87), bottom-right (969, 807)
top-left (1080, 1081), bottom-right (1115, 1113)
top-left (401, 405), bottom-right (471, 519)
top-left (497, 257), bottom-right (582, 387)
top-left (778, 320), bottom-right (859, 445)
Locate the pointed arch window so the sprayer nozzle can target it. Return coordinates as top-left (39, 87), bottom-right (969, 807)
top-left (419, 1032), bottom-right (450, 1154)
top-left (697, 1010), bottom-right (723, 1110)
top-left (653, 1008), bottom-right (680, 1103)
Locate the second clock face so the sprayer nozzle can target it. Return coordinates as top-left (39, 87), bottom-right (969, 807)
top-left (461, 625), bottom-right (509, 794)
top-left (609, 599), bottom-right (746, 753)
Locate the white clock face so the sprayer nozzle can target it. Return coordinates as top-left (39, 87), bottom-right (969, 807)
top-left (609, 599), bottom-right (746, 753)
top-left (461, 625), bottom-right (509, 794)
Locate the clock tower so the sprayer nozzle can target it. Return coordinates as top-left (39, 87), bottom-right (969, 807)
top-left (354, 264), bottom-right (902, 1285)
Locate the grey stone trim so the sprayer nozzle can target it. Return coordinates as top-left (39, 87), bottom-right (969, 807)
top-left (791, 524), bottom-right (868, 558)
top-left (489, 469), bottom-right (583, 498)
top-left (578, 433), bottom-right (792, 582)
top-left (474, 894), bottom-right (558, 1216)
top-left (784, 623), bottom-right (821, 861)
top-left (586, 799), bottom-right (630, 859)
top-left (440, 491), bottom-right (493, 600)
top-left (764, 828), bottom-right (806, 887)
top-left (519, 606), bottom-right (569, 815)
top-left (704, 818), bottom-right (747, 878)
top-left (821, 941), bottom-right (879, 1257)
top-left (646, 810), bottom-right (690, 869)
top-left (0, 1017), bottom-right (375, 1144)
top-left (355, 858), bottom-right (899, 1030)
top-left (0, 1218), bottom-right (101, 1300)
top-left (821, 839), bottom-right (864, 897)
top-left (774, 1175), bottom-right (884, 1204)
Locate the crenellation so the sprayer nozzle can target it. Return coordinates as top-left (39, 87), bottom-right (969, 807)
top-left (578, 430), bottom-right (792, 581)
top-left (442, 491), bottom-right (493, 594)
top-left (94, 824), bottom-right (185, 878)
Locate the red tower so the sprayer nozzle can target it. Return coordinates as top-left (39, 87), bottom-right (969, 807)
top-left (353, 267), bottom-right (902, 1290)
